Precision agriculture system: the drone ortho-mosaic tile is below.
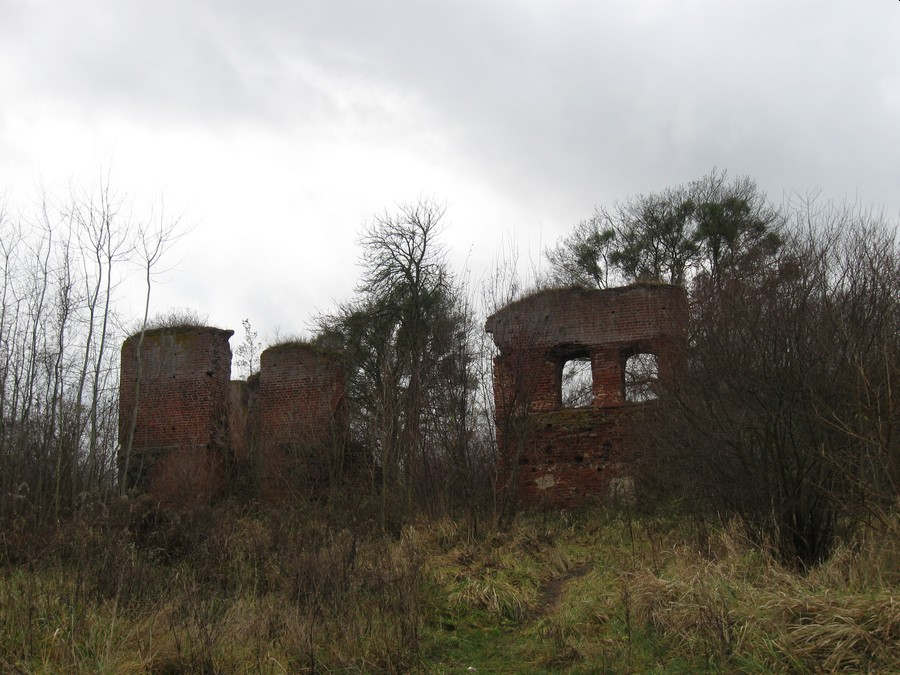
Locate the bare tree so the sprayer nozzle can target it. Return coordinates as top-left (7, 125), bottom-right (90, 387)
top-left (234, 318), bottom-right (260, 379)
top-left (317, 201), bottom-right (487, 529)
top-left (120, 207), bottom-right (179, 494)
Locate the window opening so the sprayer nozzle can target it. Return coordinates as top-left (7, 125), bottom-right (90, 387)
top-left (561, 357), bottom-right (593, 407)
top-left (624, 352), bottom-right (659, 402)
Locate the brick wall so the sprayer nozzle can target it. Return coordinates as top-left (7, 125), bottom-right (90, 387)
top-left (228, 378), bottom-right (257, 464)
top-left (486, 283), bottom-right (688, 507)
top-left (119, 285), bottom-right (681, 509)
top-left (118, 326), bottom-right (234, 505)
top-left (256, 343), bottom-right (345, 500)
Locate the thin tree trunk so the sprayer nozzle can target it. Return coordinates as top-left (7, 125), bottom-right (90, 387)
top-left (121, 258), bottom-right (152, 494)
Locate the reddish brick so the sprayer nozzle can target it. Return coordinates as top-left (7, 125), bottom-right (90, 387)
top-left (256, 343), bottom-right (345, 500)
top-left (228, 378), bottom-right (258, 464)
top-left (486, 283), bottom-right (688, 507)
top-left (118, 326), bottom-right (234, 506)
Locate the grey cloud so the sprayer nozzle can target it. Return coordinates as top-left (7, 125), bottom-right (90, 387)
top-left (225, 0), bottom-right (900, 212)
top-left (3, 0), bottom-right (899, 215)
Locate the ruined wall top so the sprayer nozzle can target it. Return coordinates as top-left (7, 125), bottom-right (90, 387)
top-left (120, 325), bottom-right (234, 387)
top-left (260, 341), bottom-right (343, 377)
top-left (122, 325), bottom-right (235, 346)
top-left (118, 324), bottom-right (233, 502)
top-left (485, 283), bottom-right (687, 352)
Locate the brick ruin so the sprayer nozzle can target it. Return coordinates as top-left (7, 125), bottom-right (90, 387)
top-left (256, 343), bottom-right (347, 501)
top-left (119, 327), bottom-right (233, 505)
top-left (118, 328), bottom-right (345, 505)
top-left (486, 283), bottom-right (688, 507)
top-left (119, 282), bottom-right (686, 507)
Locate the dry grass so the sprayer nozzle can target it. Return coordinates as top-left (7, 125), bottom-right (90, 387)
top-left (431, 518), bottom-right (576, 622)
top-left (0, 500), bottom-right (423, 673)
top-left (1, 502), bottom-right (897, 672)
top-left (622, 517), bottom-right (900, 671)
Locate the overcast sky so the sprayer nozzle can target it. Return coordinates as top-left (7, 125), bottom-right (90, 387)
top-left (1, 0), bottom-right (898, 340)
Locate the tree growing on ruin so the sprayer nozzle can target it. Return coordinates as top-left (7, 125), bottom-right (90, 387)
top-left (549, 173), bottom-right (897, 566)
top-left (546, 169), bottom-right (781, 288)
top-left (545, 214), bottom-right (617, 288)
top-left (234, 318), bottom-right (260, 379)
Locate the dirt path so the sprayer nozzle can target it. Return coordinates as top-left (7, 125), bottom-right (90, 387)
top-left (535, 562), bottom-right (594, 617)
top-left (427, 562), bottom-right (598, 671)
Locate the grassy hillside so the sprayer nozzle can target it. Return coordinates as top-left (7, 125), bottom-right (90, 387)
top-left (1, 499), bottom-right (897, 673)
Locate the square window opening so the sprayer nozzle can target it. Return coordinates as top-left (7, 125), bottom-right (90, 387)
top-left (625, 352), bottom-right (659, 402)
top-left (561, 357), bottom-right (593, 407)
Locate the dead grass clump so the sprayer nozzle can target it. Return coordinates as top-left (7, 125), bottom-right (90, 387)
top-left (767, 591), bottom-right (899, 671)
top-left (142, 308), bottom-right (209, 331)
top-left (449, 575), bottom-right (530, 622)
top-left (629, 564), bottom-right (749, 657)
top-left (432, 514), bottom-right (580, 623)
top-left (623, 515), bottom-right (900, 671)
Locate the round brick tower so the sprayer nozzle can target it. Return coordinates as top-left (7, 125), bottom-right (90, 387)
top-left (256, 342), bottom-right (345, 500)
top-left (119, 326), bottom-right (233, 505)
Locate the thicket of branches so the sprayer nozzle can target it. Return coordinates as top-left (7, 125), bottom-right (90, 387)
top-left (0, 188), bottom-right (132, 522)
top-left (0, 183), bottom-right (184, 524)
top-left (653, 201), bottom-right (898, 567)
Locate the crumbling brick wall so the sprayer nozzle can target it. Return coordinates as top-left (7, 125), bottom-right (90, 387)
top-left (485, 283), bottom-right (688, 507)
top-left (118, 326), bottom-right (234, 505)
top-left (228, 377), bottom-right (258, 464)
top-left (256, 343), bottom-right (346, 500)
top-left (226, 375), bottom-right (260, 496)
top-left (119, 327), bottom-right (350, 504)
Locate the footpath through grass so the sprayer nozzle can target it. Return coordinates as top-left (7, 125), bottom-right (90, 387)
top-left (1, 500), bottom-right (897, 673)
top-left (419, 508), bottom-right (898, 673)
